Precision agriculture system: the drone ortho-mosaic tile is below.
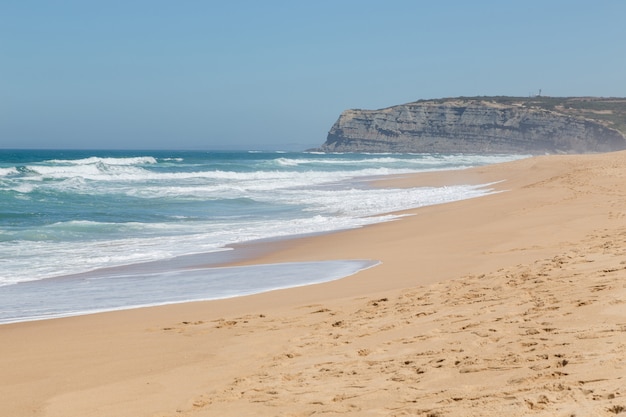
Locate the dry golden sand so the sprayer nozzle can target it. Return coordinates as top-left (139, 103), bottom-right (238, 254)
top-left (1, 151), bottom-right (626, 416)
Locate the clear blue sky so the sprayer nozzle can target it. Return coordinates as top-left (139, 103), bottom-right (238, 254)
top-left (2, 1), bottom-right (625, 150)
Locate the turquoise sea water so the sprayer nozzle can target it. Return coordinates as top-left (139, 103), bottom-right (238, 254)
top-left (0, 150), bottom-right (526, 323)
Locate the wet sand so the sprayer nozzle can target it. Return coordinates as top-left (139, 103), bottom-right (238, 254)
top-left (1, 151), bottom-right (625, 416)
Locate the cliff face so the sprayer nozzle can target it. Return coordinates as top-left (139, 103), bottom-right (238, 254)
top-left (316, 99), bottom-right (626, 154)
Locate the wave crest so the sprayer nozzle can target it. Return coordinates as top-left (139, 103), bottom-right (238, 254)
top-left (46, 156), bottom-right (158, 166)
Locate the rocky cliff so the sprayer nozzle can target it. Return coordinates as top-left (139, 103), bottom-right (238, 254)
top-left (315, 98), bottom-right (626, 154)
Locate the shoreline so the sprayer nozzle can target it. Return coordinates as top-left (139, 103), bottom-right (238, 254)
top-left (0, 259), bottom-right (380, 326)
top-left (2, 151), bottom-right (626, 416)
top-left (0, 169), bottom-right (501, 326)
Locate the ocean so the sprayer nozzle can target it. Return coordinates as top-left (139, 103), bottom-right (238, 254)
top-left (0, 150), bottom-right (526, 324)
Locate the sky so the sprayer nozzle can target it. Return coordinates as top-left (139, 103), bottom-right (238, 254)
top-left (2, 1), bottom-right (626, 151)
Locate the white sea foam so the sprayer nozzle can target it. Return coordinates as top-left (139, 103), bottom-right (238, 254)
top-left (0, 167), bottom-right (19, 177)
top-left (8, 183), bottom-right (36, 193)
top-left (11, 166), bottom-right (415, 197)
top-left (46, 156), bottom-right (158, 165)
top-left (10, 153), bottom-right (527, 191)
top-left (275, 154), bottom-right (528, 170)
top-left (0, 151), bottom-right (526, 291)
top-left (272, 184), bottom-right (498, 217)
top-left (0, 210), bottom-right (391, 286)
top-left (21, 164), bottom-right (340, 183)
top-left (25, 163), bottom-right (149, 181)
top-left (0, 182), bottom-right (499, 286)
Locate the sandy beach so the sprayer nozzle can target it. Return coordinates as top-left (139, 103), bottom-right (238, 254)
top-left (1, 151), bottom-right (625, 416)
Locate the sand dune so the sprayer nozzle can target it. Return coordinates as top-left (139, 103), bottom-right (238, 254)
top-left (1, 151), bottom-right (626, 416)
